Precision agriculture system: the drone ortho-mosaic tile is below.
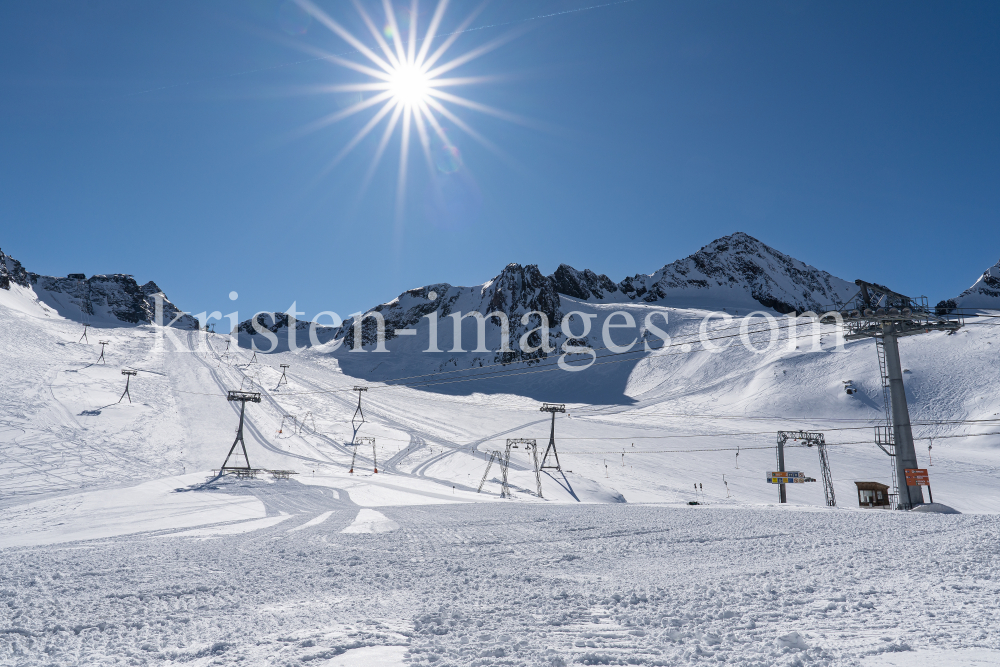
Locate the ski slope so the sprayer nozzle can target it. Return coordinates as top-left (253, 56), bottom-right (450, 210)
top-left (2, 281), bottom-right (1000, 665)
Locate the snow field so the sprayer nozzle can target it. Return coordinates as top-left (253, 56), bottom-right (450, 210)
top-left (2, 493), bottom-right (1000, 666)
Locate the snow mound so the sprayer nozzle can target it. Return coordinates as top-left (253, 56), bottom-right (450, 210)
top-left (326, 645), bottom-right (407, 666)
top-left (776, 631), bottom-right (809, 650)
top-left (910, 503), bottom-right (961, 514)
top-left (558, 473), bottom-right (627, 503)
top-left (341, 509), bottom-right (400, 533)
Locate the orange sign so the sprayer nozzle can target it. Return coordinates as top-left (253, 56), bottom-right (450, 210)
top-left (904, 468), bottom-right (930, 486)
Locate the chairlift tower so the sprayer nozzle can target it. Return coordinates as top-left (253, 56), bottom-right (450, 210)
top-left (838, 280), bottom-right (962, 509)
top-left (477, 448), bottom-right (512, 498)
top-left (351, 386), bottom-right (368, 432)
top-left (97, 341), bottom-right (109, 364)
top-left (79, 324), bottom-right (89, 344)
top-left (278, 414), bottom-right (296, 435)
top-left (476, 439), bottom-right (544, 499)
top-left (539, 403), bottom-right (566, 471)
top-left (508, 438), bottom-right (544, 498)
top-left (118, 369), bottom-right (137, 404)
top-left (349, 436), bottom-right (377, 474)
top-left (277, 364), bottom-right (290, 386)
top-left (775, 431), bottom-right (835, 506)
top-left (218, 338), bottom-right (233, 367)
top-left (220, 390), bottom-right (262, 476)
top-left (298, 411), bottom-right (316, 435)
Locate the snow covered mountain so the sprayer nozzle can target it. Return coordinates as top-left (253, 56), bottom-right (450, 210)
top-left (555, 232), bottom-right (859, 312)
top-left (240, 232), bottom-right (859, 359)
top-left (943, 257), bottom-right (1000, 312)
top-left (0, 247), bottom-right (196, 328)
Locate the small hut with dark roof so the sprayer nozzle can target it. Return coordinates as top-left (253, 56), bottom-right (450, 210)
top-left (855, 481), bottom-right (890, 508)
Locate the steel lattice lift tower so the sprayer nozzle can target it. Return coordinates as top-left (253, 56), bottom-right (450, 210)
top-left (477, 439), bottom-right (544, 498)
top-left (539, 403), bottom-right (566, 471)
top-left (97, 340), bottom-right (109, 364)
top-left (839, 280), bottom-right (962, 509)
top-left (775, 431), bottom-right (836, 506)
top-left (220, 390), bottom-right (262, 476)
top-left (79, 324), bottom-right (89, 344)
top-left (349, 436), bottom-right (377, 474)
top-left (477, 447), bottom-right (511, 498)
top-left (118, 369), bottom-right (137, 403)
top-left (351, 386), bottom-right (368, 432)
top-left (277, 364), bottom-right (289, 386)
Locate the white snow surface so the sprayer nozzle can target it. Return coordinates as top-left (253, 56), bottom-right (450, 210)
top-left (2, 281), bottom-right (1000, 666)
top-left (341, 508), bottom-right (401, 534)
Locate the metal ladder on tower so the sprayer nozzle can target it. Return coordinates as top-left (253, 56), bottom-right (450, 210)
top-left (874, 334), bottom-right (899, 509)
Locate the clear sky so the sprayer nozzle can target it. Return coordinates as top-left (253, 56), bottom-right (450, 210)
top-left (1, 0), bottom-right (998, 320)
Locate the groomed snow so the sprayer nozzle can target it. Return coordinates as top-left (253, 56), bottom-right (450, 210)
top-left (3, 497), bottom-right (1000, 666)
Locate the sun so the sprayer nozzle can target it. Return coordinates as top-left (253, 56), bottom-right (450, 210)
top-left (292, 0), bottom-right (528, 228)
top-left (388, 63), bottom-right (431, 107)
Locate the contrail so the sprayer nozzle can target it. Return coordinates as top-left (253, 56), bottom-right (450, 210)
top-left (122, 0), bottom-right (642, 98)
top-left (439, 0), bottom-right (640, 36)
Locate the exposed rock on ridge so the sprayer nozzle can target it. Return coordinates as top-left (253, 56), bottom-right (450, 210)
top-left (341, 263), bottom-right (563, 364)
top-left (947, 258), bottom-right (1000, 312)
top-left (0, 248), bottom-right (30, 290)
top-left (563, 232), bottom-right (858, 313)
top-left (0, 246), bottom-right (195, 327)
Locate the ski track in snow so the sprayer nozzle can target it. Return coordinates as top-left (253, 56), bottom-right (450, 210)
top-left (2, 499), bottom-right (1000, 666)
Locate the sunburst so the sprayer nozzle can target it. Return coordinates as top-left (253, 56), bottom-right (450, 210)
top-left (293, 0), bottom-right (525, 225)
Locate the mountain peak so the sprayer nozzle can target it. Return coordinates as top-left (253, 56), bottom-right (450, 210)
top-left (949, 257), bottom-right (1000, 311)
top-left (543, 232), bottom-right (857, 313)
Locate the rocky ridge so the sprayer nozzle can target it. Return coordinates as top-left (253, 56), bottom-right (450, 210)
top-left (575, 232), bottom-right (858, 312)
top-left (239, 233), bottom-right (861, 368)
top-left (0, 247), bottom-right (196, 328)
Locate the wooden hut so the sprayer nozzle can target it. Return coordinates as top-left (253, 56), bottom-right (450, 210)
top-left (855, 482), bottom-right (890, 508)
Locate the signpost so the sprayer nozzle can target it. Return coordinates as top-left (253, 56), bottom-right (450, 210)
top-left (904, 468), bottom-right (933, 503)
top-left (767, 471), bottom-right (816, 484)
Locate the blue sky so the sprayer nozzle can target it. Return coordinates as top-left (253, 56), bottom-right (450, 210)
top-left (1, 0), bottom-right (998, 320)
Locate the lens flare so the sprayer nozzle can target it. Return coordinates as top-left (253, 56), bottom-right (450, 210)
top-left (434, 143), bottom-right (461, 174)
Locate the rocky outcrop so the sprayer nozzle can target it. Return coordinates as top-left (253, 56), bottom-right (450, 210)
top-left (0, 248), bottom-right (30, 290)
top-left (336, 263), bottom-right (565, 363)
top-left (30, 272), bottom-right (198, 327)
top-left (549, 264), bottom-right (619, 301)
